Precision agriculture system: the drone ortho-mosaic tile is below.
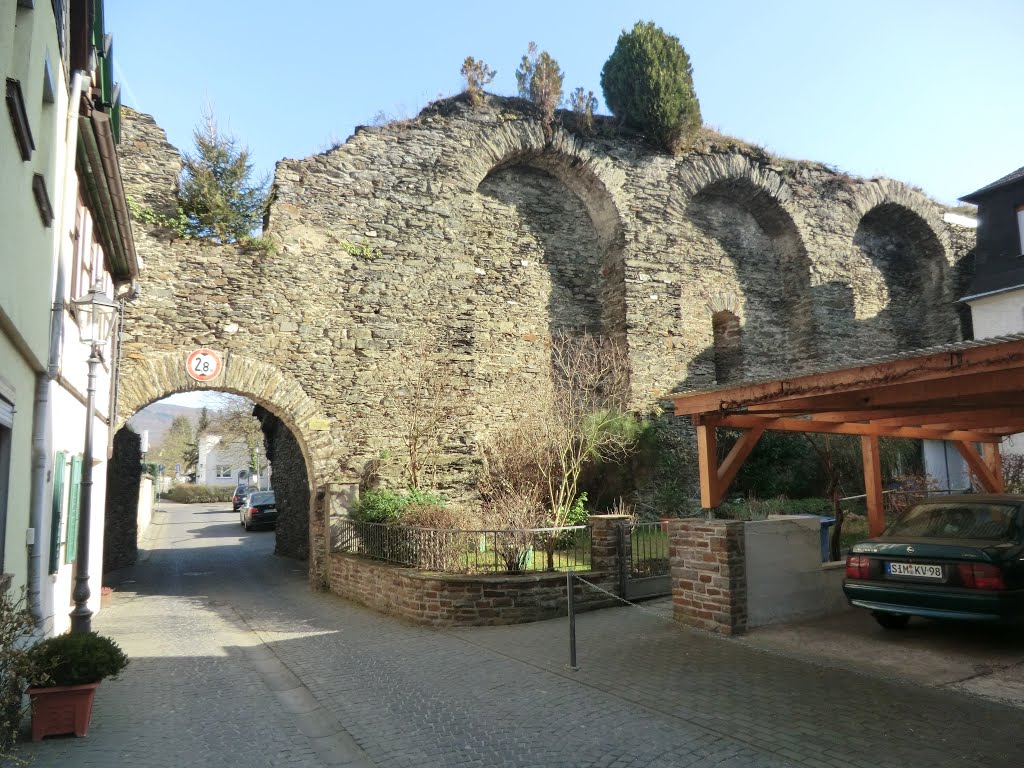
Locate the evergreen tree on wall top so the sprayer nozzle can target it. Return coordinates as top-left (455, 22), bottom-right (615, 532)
top-left (600, 21), bottom-right (702, 153)
top-left (178, 105), bottom-right (269, 242)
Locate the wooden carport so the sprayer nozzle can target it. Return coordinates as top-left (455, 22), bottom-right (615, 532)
top-left (673, 335), bottom-right (1024, 536)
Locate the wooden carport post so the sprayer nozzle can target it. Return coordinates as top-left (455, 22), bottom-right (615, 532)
top-left (861, 435), bottom-right (885, 537)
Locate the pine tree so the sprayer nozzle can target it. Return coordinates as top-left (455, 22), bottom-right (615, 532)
top-left (178, 105), bottom-right (269, 242)
top-left (601, 21), bottom-right (702, 152)
top-left (515, 42), bottom-right (564, 128)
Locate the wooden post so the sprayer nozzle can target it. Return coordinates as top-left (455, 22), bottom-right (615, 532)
top-left (954, 441), bottom-right (1002, 493)
top-left (861, 435), bottom-right (885, 537)
top-left (982, 442), bottom-right (1004, 493)
top-left (696, 424), bottom-right (720, 510)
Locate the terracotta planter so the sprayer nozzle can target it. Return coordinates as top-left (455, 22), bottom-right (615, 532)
top-left (26, 682), bottom-right (99, 741)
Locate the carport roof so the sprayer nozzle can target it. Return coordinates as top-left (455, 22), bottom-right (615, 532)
top-left (672, 334), bottom-right (1024, 534)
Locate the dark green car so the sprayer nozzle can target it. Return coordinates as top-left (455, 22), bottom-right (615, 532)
top-left (843, 495), bottom-right (1024, 629)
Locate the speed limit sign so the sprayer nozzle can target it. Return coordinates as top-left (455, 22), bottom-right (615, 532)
top-left (185, 348), bottom-right (223, 382)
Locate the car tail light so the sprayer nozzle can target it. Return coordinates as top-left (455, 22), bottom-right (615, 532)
top-left (845, 555), bottom-right (870, 579)
top-left (957, 563), bottom-right (1005, 590)
top-left (248, 506), bottom-right (258, 515)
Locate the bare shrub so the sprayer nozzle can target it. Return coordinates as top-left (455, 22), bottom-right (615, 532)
top-left (401, 502), bottom-right (476, 573)
top-left (478, 332), bottom-right (637, 570)
top-left (1002, 453), bottom-right (1024, 493)
top-left (390, 338), bottom-right (461, 489)
top-left (569, 87), bottom-right (598, 135)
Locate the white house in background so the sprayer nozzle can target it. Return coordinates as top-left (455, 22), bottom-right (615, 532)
top-left (925, 168), bottom-right (1024, 491)
top-left (196, 434), bottom-right (270, 488)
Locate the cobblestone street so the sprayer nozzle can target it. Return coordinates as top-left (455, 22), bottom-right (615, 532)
top-left (21, 502), bottom-right (1024, 767)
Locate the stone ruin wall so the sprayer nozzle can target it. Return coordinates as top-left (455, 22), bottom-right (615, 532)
top-left (114, 97), bottom-right (976, 510)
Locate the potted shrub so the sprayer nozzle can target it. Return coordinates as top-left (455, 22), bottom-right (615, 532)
top-left (26, 632), bottom-right (129, 741)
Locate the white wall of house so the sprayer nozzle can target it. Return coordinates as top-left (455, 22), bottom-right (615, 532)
top-left (968, 288), bottom-right (1024, 458)
top-left (197, 434), bottom-right (270, 488)
top-left (967, 289), bottom-right (1024, 339)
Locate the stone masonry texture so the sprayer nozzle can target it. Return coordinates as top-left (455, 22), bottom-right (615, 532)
top-left (103, 426), bottom-right (142, 572)
top-left (255, 405), bottom-right (310, 561)
top-left (113, 95), bottom-right (976, 585)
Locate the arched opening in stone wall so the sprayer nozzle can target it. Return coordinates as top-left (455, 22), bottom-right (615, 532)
top-left (711, 309), bottom-right (743, 383)
top-left (682, 178), bottom-right (814, 385)
top-left (104, 390), bottom-right (312, 576)
top-left (852, 203), bottom-right (949, 352)
top-left (468, 152), bottom-right (629, 419)
top-left (111, 351), bottom-right (333, 588)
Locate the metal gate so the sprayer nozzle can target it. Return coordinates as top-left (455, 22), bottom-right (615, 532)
top-left (618, 521), bottom-right (671, 600)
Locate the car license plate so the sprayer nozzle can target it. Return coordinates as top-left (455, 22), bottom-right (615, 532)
top-left (886, 562), bottom-right (942, 579)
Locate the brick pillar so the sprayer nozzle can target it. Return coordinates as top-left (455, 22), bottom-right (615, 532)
top-left (588, 515), bottom-right (630, 574)
top-left (669, 519), bottom-right (747, 635)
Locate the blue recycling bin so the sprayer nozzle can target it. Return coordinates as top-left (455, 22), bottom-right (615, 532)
top-left (818, 516), bottom-right (836, 561)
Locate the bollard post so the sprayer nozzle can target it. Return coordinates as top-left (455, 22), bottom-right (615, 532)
top-left (567, 569), bottom-right (578, 671)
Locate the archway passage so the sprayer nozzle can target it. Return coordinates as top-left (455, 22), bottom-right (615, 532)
top-left (105, 391), bottom-right (313, 574)
top-left (109, 349), bottom-right (336, 584)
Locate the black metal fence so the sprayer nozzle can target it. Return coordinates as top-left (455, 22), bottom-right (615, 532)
top-left (629, 521), bottom-right (671, 578)
top-left (337, 519), bottom-right (592, 575)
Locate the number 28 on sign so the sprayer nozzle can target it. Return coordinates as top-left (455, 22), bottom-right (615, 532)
top-left (185, 348), bottom-right (223, 382)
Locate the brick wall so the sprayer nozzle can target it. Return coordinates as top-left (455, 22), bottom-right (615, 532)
top-left (328, 555), bottom-right (618, 626)
top-left (669, 519), bottom-right (747, 635)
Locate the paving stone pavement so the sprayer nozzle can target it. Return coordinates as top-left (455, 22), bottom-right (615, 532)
top-left (19, 502), bottom-right (1024, 767)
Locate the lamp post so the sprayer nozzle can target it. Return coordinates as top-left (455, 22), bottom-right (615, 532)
top-left (70, 283), bottom-right (119, 633)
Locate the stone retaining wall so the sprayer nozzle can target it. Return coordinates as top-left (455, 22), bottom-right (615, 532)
top-left (328, 555), bottom-right (618, 626)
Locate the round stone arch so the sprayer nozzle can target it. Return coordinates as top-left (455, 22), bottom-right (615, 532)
top-left (457, 120), bottom-right (634, 417)
top-left (848, 180), bottom-right (952, 262)
top-left (455, 121), bottom-right (628, 248)
top-left (848, 181), bottom-right (955, 350)
top-left (116, 349), bottom-right (335, 491)
top-left (672, 154), bottom-right (817, 380)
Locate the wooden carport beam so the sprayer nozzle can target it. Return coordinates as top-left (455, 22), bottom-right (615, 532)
top-left (954, 441), bottom-right (1004, 493)
top-left (982, 443), bottom-right (1004, 493)
top-left (695, 425), bottom-right (765, 510)
top-left (702, 413), bottom-right (1003, 444)
top-left (861, 435), bottom-right (885, 537)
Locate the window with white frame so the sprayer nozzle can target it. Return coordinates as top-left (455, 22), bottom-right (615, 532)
top-left (1017, 204), bottom-right (1024, 255)
top-left (215, 465), bottom-right (233, 479)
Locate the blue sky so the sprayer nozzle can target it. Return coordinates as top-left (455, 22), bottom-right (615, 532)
top-left (107, 0), bottom-right (1022, 206)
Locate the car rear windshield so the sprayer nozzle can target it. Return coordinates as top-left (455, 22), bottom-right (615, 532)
top-left (249, 492), bottom-right (275, 505)
top-left (885, 503), bottom-right (1020, 541)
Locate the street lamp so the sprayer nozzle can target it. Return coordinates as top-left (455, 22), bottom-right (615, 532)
top-left (70, 283), bottom-right (119, 633)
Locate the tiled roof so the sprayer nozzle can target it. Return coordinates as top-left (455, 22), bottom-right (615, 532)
top-left (961, 165), bottom-right (1024, 202)
top-left (674, 332), bottom-right (1024, 397)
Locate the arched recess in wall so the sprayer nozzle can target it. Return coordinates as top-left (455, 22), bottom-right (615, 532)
top-left (851, 201), bottom-right (951, 352)
top-left (458, 122), bottom-right (629, 409)
top-left (676, 158), bottom-right (814, 385)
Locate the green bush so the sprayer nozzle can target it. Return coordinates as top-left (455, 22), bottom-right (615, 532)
top-left (164, 484), bottom-right (235, 504)
top-left (351, 488), bottom-right (445, 523)
top-left (29, 632), bottom-right (129, 686)
top-left (600, 21), bottom-right (701, 152)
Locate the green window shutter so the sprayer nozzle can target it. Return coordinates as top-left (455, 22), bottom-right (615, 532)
top-left (48, 452), bottom-right (66, 574)
top-left (64, 456), bottom-right (83, 564)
